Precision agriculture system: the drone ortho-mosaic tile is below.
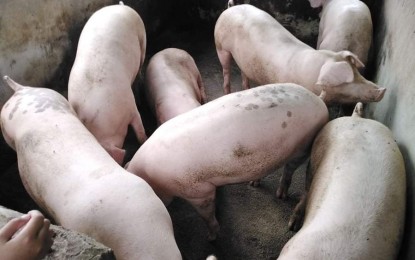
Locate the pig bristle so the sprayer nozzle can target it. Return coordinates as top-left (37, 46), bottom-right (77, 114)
top-left (2, 75), bottom-right (22, 92)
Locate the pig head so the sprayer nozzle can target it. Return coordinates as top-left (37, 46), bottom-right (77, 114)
top-left (314, 50), bottom-right (385, 105)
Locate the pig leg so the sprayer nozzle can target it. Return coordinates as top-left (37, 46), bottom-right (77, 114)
top-left (197, 74), bottom-right (208, 104)
top-left (276, 153), bottom-right (309, 199)
top-left (288, 192), bottom-right (307, 231)
top-left (187, 190), bottom-right (220, 241)
top-left (288, 161), bottom-right (313, 231)
top-left (241, 71), bottom-right (250, 90)
top-left (216, 49), bottom-right (233, 94)
top-left (130, 109), bottom-right (147, 144)
top-left (107, 145), bottom-right (126, 165)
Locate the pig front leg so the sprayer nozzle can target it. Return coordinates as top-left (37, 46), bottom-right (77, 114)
top-left (241, 71), bottom-right (250, 90)
top-left (288, 192), bottom-right (307, 231)
top-left (288, 161), bottom-right (313, 231)
top-left (216, 49), bottom-right (233, 94)
top-left (187, 191), bottom-right (220, 241)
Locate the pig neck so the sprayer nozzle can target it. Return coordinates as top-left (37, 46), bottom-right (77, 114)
top-left (289, 49), bottom-right (327, 95)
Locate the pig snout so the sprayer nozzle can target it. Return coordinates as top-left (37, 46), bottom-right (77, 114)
top-left (374, 87), bottom-right (386, 102)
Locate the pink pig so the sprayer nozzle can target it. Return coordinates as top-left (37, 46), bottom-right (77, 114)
top-left (309, 0), bottom-right (373, 68)
top-left (68, 2), bottom-right (147, 165)
top-left (144, 48), bottom-right (207, 125)
top-left (214, 4), bottom-right (385, 104)
top-left (126, 82), bottom-right (329, 240)
top-left (279, 103), bottom-right (406, 259)
top-left (0, 76), bottom-right (181, 260)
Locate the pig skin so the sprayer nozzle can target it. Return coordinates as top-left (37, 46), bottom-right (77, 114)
top-left (214, 4), bottom-right (385, 105)
top-left (126, 82), bottom-right (329, 240)
top-left (278, 103), bottom-right (406, 260)
top-left (310, 0), bottom-right (373, 68)
top-left (145, 48), bottom-right (207, 125)
top-left (68, 3), bottom-right (147, 165)
top-left (0, 76), bottom-right (181, 260)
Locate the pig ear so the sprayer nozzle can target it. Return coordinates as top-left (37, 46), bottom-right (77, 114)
top-left (308, 0), bottom-right (324, 8)
top-left (316, 61), bottom-right (354, 87)
top-left (339, 51), bottom-right (365, 69)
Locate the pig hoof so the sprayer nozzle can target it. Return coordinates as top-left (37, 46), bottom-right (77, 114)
top-left (288, 213), bottom-right (304, 231)
top-left (207, 232), bottom-right (217, 241)
top-left (276, 187), bottom-right (288, 200)
top-left (249, 180), bottom-right (261, 187)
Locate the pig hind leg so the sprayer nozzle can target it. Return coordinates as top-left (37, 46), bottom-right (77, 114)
top-left (187, 190), bottom-right (220, 241)
top-left (216, 49), bottom-right (233, 94)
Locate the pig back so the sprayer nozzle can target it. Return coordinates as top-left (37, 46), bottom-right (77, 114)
top-left (69, 4), bottom-right (145, 89)
top-left (288, 116), bottom-right (406, 260)
top-left (136, 83), bottom-right (329, 188)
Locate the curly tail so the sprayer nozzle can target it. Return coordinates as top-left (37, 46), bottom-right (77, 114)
top-left (3, 76), bottom-right (23, 92)
top-left (352, 102), bottom-right (364, 118)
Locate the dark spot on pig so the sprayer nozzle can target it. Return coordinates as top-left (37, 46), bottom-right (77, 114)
top-left (287, 111), bottom-right (292, 117)
top-left (280, 89), bottom-right (286, 93)
top-left (295, 96), bottom-right (299, 100)
top-left (269, 103), bottom-right (278, 108)
top-left (23, 110), bottom-right (27, 114)
top-left (237, 94), bottom-right (242, 98)
top-left (4, 103), bottom-right (10, 109)
top-left (278, 98), bottom-right (284, 103)
top-left (260, 89), bottom-right (266, 93)
top-left (234, 104), bottom-right (241, 108)
top-left (270, 89), bottom-right (278, 94)
top-left (254, 91), bottom-right (259, 97)
top-left (233, 144), bottom-right (253, 158)
top-left (282, 122), bottom-right (287, 128)
top-left (245, 103), bottom-right (259, 110)
top-left (261, 97), bottom-right (273, 102)
top-left (284, 93), bottom-right (290, 97)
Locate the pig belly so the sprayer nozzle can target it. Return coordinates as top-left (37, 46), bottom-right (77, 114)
top-left (279, 117), bottom-right (405, 260)
top-left (135, 83), bottom-right (328, 199)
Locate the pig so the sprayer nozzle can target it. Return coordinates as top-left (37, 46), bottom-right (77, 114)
top-left (68, 2), bottom-right (147, 165)
top-left (214, 4), bottom-right (385, 105)
top-left (309, 0), bottom-right (373, 69)
top-left (278, 102), bottom-right (406, 260)
top-left (144, 48), bottom-right (207, 125)
top-left (0, 76), bottom-right (182, 260)
top-left (125, 82), bottom-right (329, 240)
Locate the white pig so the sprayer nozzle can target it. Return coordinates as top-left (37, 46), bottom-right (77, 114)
top-left (0, 76), bottom-right (181, 260)
top-left (309, 0), bottom-right (373, 68)
top-left (126, 82), bottom-right (329, 240)
top-left (278, 102), bottom-right (406, 260)
top-left (68, 2), bottom-right (147, 165)
top-left (214, 4), bottom-right (385, 104)
top-left (145, 48), bottom-right (207, 125)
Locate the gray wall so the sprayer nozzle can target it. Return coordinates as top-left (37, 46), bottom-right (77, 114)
top-left (368, 0), bottom-right (415, 258)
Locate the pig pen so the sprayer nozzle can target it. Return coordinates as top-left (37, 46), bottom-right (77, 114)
top-left (0, 0), bottom-right (412, 259)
